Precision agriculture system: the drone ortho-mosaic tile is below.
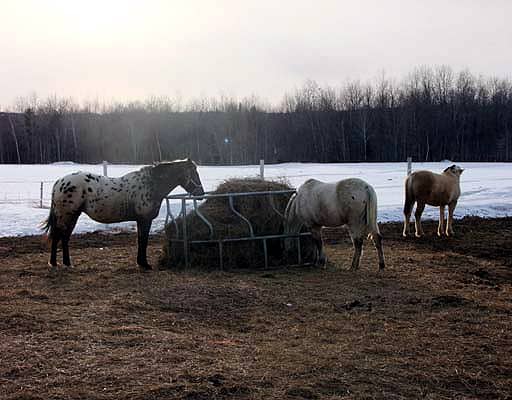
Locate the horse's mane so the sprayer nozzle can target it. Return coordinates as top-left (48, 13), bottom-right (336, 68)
top-left (142, 158), bottom-right (196, 172)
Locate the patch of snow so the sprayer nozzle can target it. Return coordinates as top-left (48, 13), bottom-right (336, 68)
top-left (0, 161), bottom-right (511, 237)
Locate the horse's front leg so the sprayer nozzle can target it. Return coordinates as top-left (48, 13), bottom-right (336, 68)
top-left (446, 201), bottom-right (457, 236)
top-left (311, 226), bottom-right (326, 266)
top-left (437, 205), bottom-right (446, 237)
top-left (136, 218), bottom-right (153, 270)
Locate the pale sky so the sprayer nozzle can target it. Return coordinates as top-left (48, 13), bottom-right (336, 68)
top-left (1, 0), bottom-right (511, 107)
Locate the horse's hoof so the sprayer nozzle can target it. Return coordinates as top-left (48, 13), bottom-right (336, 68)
top-left (415, 233), bottom-right (423, 238)
top-left (48, 262), bottom-right (58, 270)
top-left (379, 263), bottom-right (385, 270)
top-left (138, 264), bottom-right (152, 272)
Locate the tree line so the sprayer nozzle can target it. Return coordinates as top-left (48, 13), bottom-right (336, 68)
top-left (1, 66), bottom-right (511, 164)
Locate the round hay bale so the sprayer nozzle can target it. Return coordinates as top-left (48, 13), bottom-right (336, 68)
top-left (159, 178), bottom-right (315, 269)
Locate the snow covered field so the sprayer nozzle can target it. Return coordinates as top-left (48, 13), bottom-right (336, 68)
top-left (0, 162), bottom-right (510, 237)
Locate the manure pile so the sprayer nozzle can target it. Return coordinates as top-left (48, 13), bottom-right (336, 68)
top-left (160, 178), bottom-right (315, 269)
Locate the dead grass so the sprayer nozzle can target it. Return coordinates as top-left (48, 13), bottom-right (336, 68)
top-left (0, 217), bottom-right (511, 399)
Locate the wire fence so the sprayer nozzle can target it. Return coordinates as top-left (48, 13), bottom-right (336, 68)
top-left (0, 159), bottom-right (415, 208)
top-left (0, 180), bottom-right (53, 207)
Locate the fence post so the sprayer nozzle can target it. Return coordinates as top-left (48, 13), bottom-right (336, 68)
top-left (40, 182), bottom-right (43, 208)
top-left (259, 159), bottom-right (264, 179)
top-left (407, 157), bottom-right (412, 176)
top-left (103, 161), bottom-right (108, 177)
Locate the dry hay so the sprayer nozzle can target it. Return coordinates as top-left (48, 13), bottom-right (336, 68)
top-left (160, 178), bottom-right (315, 269)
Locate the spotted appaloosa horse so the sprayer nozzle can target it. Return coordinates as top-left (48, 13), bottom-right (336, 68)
top-left (43, 159), bottom-right (204, 270)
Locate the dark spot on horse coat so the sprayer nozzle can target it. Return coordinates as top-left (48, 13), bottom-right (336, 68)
top-left (88, 188), bottom-right (93, 192)
top-left (352, 196), bottom-right (355, 200)
top-left (67, 194), bottom-right (73, 198)
top-left (85, 179), bottom-right (90, 183)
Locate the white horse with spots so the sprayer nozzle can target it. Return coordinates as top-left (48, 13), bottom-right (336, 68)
top-left (284, 178), bottom-right (385, 270)
top-left (43, 159), bottom-right (204, 270)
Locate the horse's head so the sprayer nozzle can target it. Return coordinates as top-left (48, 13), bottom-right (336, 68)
top-left (151, 159), bottom-right (204, 197)
top-left (443, 164), bottom-right (464, 178)
top-left (179, 158), bottom-right (205, 196)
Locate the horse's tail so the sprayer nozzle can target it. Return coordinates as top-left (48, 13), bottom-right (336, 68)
top-left (41, 207), bottom-right (56, 241)
top-left (283, 193), bottom-right (298, 251)
top-left (365, 184), bottom-right (380, 237)
top-left (41, 186), bottom-right (57, 242)
top-left (284, 193), bottom-right (297, 229)
top-left (403, 175), bottom-right (415, 216)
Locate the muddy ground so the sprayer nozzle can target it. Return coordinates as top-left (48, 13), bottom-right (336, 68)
top-left (0, 217), bottom-right (511, 399)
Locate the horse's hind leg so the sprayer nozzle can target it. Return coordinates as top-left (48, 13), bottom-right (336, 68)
top-left (403, 201), bottom-right (414, 237)
top-left (62, 214), bottom-right (79, 267)
top-left (371, 232), bottom-right (385, 270)
top-left (349, 234), bottom-right (364, 270)
top-left (49, 230), bottom-right (61, 267)
top-left (414, 201), bottom-right (425, 237)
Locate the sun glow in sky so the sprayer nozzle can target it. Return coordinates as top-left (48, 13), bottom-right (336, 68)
top-left (1, 0), bottom-right (511, 107)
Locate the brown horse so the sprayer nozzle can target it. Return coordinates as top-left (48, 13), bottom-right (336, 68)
top-left (403, 164), bottom-right (464, 238)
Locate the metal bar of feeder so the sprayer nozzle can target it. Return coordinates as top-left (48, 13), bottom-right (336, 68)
top-left (165, 198), bottom-right (180, 236)
top-left (166, 189), bottom-right (296, 200)
top-left (218, 240), bottom-right (223, 270)
top-left (170, 232), bottom-right (311, 244)
top-left (181, 198), bottom-right (189, 268)
top-left (193, 199), bottom-right (214, 239)
top-left (229, 195), bottom-right (254, 237)
top-left (296, 237), bottom-right (302, 265)
top-left (263, 239), bottom-right (268, 269)
top-left (165, 198), bottom-right (170, 225)
top-left (268, 194), bottom-right (285, 219)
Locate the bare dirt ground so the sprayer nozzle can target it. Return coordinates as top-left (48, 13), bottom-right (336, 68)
top-left (1, 217), bottom-right (511, 399)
